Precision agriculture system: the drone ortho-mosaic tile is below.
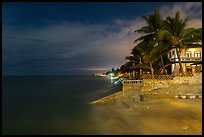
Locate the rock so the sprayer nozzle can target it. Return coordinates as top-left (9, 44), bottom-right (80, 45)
top-left (197, 94), bottom-right (202, 99)
top-left (189, 95), bottom-right (196, 99)
top-left (182, 126), bottom-right (189, 130)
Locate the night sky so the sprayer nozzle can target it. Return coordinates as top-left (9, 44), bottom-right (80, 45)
top-left (2, 2), bottom-right (202, 75)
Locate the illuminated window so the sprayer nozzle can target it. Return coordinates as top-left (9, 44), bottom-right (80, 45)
top-left (185, 51), bottom-right (191, 60)
top-left (194, 51), bottom-right (201, 58)
top-left (194, 51), bottom-right (201, 60)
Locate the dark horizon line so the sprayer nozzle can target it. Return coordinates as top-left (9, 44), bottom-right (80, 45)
top-left (2, 74), bottom-right (97, 77)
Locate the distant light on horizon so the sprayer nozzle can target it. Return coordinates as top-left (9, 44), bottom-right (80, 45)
top-left (83, 67), bottom-right (109, 71)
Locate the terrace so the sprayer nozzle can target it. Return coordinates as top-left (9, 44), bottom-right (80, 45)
top-left (169, 57), bottom-right (202, 63)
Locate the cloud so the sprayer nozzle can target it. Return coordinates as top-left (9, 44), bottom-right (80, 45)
top-left (3, 17), bottom-right (145, 75)
top-left (159, 2), bottom-right (202, 28)
top-left (2, 2), bottom-right (202, 75)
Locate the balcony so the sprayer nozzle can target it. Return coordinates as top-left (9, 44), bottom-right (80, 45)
top-left (169, 57), bottom-right (202, 62)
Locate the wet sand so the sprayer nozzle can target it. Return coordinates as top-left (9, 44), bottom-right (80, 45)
top-left (89, 98), bottom-right (202, 135)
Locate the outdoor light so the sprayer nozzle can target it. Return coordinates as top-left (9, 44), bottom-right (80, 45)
top-left (110, 73), bottom-right (114, 76)
top-left (114, 81), bottom-right (118, 84)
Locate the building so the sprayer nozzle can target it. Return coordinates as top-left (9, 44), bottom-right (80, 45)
top-left (168, 46), bottom-right (202, 74)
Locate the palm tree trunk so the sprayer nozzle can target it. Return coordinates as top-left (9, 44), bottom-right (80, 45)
top-left (149, 61), bottom-right (154, 79)
top-left (158, 42), bottom-right (165, 73)
top-left (160, 55), bottom-right (166, 74)
top-left (175, 48), bottom-right (183, 73)
top-left (133, 70), bottom-right (135, 80)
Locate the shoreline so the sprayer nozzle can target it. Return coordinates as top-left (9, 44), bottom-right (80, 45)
top-left (89, 74), bottom-right (202, 135)
top-left (90, 73), bottom-right (202, 104)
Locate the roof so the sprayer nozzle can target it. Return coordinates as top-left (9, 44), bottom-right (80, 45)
top-left (130, 63), bottom-right (151, 70)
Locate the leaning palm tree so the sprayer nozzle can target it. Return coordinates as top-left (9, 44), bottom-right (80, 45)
top-left (158, 11), bottom-right (202, 73)
top-left (131, 44), bottom-right (144, 64)
top-left (125, 52), bottom-right (142, 79)
top-left (134, 8), bottom-right (166, 70)
top-left (134, 8), bottom-right (163, 42)
top-left (133, 40), bottom-right (162, 77)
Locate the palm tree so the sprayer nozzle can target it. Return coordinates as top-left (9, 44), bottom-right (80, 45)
top-left (120, 61), bottom-right (134, 79)
top-left (134, 8), bottom-right (166, 71)
top-left (130, 44), bottom-right (144, 64)
top-left (132, 40), bottom-right (162, 77)
top-left (158, 11), bottom-right (202, 73)
top-left (134, 8), bottom-right (163, 42)
top-left (125, 54), bottom-right (139, 79)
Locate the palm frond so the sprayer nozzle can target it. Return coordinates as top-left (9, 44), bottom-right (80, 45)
top-left (134, 34), bottom-right (154, 43)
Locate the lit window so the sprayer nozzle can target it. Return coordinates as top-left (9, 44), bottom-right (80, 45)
top-left (194, 51), bottom-right (201, 58)
top-left (185, 52), bottom-right (191, 60)
top-left (194, 51), bottom-right (201, 60)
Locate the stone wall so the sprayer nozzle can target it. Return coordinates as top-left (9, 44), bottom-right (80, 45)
top-left (142, 79), bottom-right (171, 92)
top-left (122, 80), bottom-right (143, 92)
top-left (141, 73), bottom-right (202, 99)
top-left (90, 90), bottom-right (141, 105)
top-left (142, 73), bottom-right (202, 91)
top-left (170, 73), bottom-right (202, 84)
top-left (91, 73), bottom-right (202, 104)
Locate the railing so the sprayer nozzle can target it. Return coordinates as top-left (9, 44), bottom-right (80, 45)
top-left (170, 57), bottom-right (202, 62)
top-left (121, 66), bottom-right (202, 82)
top-left (171, 67), bottom-right (202, 76)
top-left (141, 74), bottom-right (175, 80)
top-left (194, 67), bottom-right (202, 73)
top-left (171, 72), bottom-right (193, 77)
top-left (122, 80), bottom-right (143, 84)
top-left (122, 70), bottom-right (201, 81)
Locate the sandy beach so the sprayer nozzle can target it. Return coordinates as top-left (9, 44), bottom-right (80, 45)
top-left (89, 98), bottom-right (202, 135)
top-left (89, 74), bottom-right (202, 135)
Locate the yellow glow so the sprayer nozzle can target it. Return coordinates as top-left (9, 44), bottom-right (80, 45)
top-left (187, 47), bottom-right (202, 53)
top-left (187, 48), bottom-right (196, 52)
top-left (84, 67), bottom-right (109, 71)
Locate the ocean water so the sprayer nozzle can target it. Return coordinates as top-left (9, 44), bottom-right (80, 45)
top-left (2, 76), bottom-right (121, 135)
